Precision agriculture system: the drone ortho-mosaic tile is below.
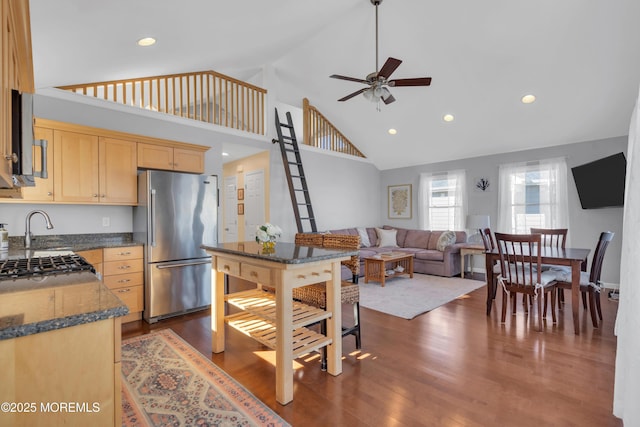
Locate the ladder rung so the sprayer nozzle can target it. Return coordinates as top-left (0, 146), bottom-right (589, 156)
top-left (300, 217), bottom-right (314, 221)
top-left (279, 122), bottom-right (294, 129)
top-left (294, 188), bottom-right (309, 192)
top-left (284, 148), bottom-right (297, 153)
top-left (297, 202), bottom-right (311, 206)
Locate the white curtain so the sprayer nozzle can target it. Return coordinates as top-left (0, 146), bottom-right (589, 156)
top-left (418, 170), bottom-right (467, 230)
top-left (613, 86), bottom-right (640, 425)
top-left (496, 157), bottom-right (570, 237)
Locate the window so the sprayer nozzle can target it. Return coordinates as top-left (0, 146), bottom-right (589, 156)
top-left (497, 157), bottom-right (569, 234)
top-left (418, 170), bottom-right (467, 230)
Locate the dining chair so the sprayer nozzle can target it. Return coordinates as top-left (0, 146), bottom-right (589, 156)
top-left (531, 228), bottom-right (569, 305)
top-left (494, 232), bottom-right (558, 332)
top-left (292, 233), bottom-right (362, 369)
top-left (550, 231), bottom-right (614, 327)
top-left (480, 228), bottom-right (501, 300)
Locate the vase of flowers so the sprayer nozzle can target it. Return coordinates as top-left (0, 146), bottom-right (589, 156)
top-left (256, 223), bottom-right (282, 253)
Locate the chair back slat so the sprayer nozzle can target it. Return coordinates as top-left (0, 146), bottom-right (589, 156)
top-left (480, 228), bottom-right (496, 252)
top-left (589, 232), bottom-right (615, 284)
top-left (530, 228), bottom-right (567, 249)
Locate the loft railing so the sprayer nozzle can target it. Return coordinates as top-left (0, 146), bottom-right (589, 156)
top-left (302, 98), bottom-right (365, 158)
top-left (57, 70), bottom-right (267, 135)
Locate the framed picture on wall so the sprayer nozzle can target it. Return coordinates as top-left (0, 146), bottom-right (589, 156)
top-left (238, 203), bottom-right (244, 215)
top-left (388, 184), bottom-right (412, 219)
top-left (237, 188), bottom-right (244, 200)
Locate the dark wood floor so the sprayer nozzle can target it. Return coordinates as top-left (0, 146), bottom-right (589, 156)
top-left (122, 275), bottom-right (622, 427)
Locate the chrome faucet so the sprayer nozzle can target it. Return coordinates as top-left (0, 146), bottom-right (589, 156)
top-left (25, 210), bottom-right (54, 249)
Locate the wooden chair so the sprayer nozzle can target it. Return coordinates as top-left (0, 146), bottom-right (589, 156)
top-left (292, 233), bottom-right (362, 368)
top-left (530, 228), bottom-right (567, 249)
top-left (531, 227), bottom-right (569, 305)
top-left (494, 232), bottom-right (558, 332)
top-left (551, 231), bottom-right (614, 327)
top-left (480, 228), bottom-right (500, 300)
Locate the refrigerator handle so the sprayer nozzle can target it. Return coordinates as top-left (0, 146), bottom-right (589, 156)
top-left (156, 260), bottom-right (212, 269)
top-left (150, 188), bottom-right (157, 247)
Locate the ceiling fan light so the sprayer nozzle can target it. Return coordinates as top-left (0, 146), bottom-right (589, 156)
top-left (363, 88), bottom-right (376, 102)
top-left (380, 87), bottom-right (392, 101)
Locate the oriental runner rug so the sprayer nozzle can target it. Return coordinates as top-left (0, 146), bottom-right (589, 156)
top-left (121, 329), bottom-right (290, 427)
top-left (359, 273), bottom-right (486, 319)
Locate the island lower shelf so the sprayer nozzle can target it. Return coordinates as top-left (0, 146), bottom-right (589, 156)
top-left (225, 289), bottom-right (332, 358)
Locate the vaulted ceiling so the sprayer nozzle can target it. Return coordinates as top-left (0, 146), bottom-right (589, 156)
top-left (29, 0), bottom-right (640, 170)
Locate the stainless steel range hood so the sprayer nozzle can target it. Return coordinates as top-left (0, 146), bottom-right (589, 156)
top-left (1, 90), bottom-right (48, 189)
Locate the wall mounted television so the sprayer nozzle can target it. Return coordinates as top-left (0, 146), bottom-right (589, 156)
top-left (571, 152), bottom-right (626, 209)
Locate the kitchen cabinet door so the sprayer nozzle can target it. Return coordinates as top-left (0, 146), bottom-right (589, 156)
top-left (99, 137), bottom-right (137, 204)
top-left (137, 142), bottom-right (173, 171)
top-left (53, 129), bottom-right (99, 203)
top-left (173, 147), bottom-right (204, 173)
top-left (19, 126), bottom-right (54, 201)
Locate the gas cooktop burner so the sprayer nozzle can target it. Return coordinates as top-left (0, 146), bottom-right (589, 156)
top-left (0, 254), bottom-right (95, 281)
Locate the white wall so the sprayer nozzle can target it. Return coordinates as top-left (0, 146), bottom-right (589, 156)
top-left (268, 144), bottom-right (381, 241)
top-left (381, 136), bottom-right (627, 284)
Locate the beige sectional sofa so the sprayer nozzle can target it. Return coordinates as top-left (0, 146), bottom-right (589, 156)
top-left (328, 226), bottom-right (468, 279)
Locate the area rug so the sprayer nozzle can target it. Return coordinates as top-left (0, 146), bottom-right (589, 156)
top-left (359, 274), bottom-right (485, 319)
top-left (121, 329), bottom-right (290, 427)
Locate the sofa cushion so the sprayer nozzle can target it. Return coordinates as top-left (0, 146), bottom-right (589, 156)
top-left (357, 227), bottom-right (371, 247)
top-left (366, 228), bottom-right (378, 247)
top-left (383, 225), bottom-right (408, 247)
top-left (330, 228), bottom-right (357, 236)
top-left (359, 248), bottom-right (380, 259)
top-left (375, 227), bottom-right (398, 247)
top-left (436, 231), bottom-right (457, 251)
top-left (414, 250), bottom-right (445, 261)
top-left (403, 229), bottom-right (431, 249)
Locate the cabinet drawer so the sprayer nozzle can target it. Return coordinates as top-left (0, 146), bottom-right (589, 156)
top-left (103, 259), bottom-right (143, 276)
top-left (240, 263), bottom-right (272, 286)
top-left (103, 272), bottom-right (144, 290)
top-left (112, 285), bottom-right (143, 313)
top-left (216, 257), bottom-right (240, 276)
top-left (103, 246), bottom-right (143, 262)
top-left (289, 265), bottom-right (333, 288)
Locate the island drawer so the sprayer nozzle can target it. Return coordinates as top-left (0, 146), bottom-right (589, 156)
top-left (216, 257), bottom-right (240, 276)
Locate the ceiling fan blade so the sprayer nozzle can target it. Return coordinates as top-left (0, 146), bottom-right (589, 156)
top-left (388, 77), bottom-right (432, 87)
top-left (378, 57), bottom-right (402, 79)
top-left (382, 93), bottom-right (396, 105)
top-left (338, 87), bottom-right (369, 102)
top-left (330, 74), bottom-right (369, 84)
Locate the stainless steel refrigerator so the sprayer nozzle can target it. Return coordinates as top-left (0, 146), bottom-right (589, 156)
top-left (133, 170), bottom-right (218, 323)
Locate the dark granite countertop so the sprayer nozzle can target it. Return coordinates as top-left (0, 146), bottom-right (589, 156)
top-left (4, 232), bottom-right (143, 260)
top-left (202, 241), bottom-right (358, 264)
top-left (0, 271), bottom-right (129, 340)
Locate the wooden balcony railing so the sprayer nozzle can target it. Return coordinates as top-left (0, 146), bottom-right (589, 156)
top-left (58, 70), bottom-right (266, 135)
top-left (302, 98), bottom-right (365, 158)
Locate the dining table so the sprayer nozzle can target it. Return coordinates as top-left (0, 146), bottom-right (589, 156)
top-left (485, 246), bottom-right (591, 334)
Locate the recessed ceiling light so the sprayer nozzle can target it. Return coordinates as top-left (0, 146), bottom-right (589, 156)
top-left (388, 128), bottom-right (397, 135)
top-left (137, 37), bottom-right (156, 47)
top-left (521, 94), bottom-right (536, 104)
top-left (222, 152), bottom-right (229, 156)
top-left (443, 114), bottom-right (454, 122)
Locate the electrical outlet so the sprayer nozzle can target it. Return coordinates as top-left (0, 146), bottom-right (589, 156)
top-left (102, 217), bottom-right (110, 227)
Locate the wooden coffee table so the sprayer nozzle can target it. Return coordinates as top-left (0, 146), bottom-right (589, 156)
top-left (364, 252), bottom-right (414, 287)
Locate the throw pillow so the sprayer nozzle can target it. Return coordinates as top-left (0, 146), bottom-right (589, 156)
top-left (376, 227), bottom-right (398, 247)
top-left (436, 230), bottom-right (457, 251)
top-left (357, 227), bottom-right (371, 247)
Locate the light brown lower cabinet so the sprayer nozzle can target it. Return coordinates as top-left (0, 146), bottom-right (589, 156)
top-left (0, 317), bottom-right (122, 426)
top-left (77, 245), bottom-right (144, 323)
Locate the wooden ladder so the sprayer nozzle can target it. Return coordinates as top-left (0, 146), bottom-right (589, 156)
top-left (273, 108), bottom-right (317, 233)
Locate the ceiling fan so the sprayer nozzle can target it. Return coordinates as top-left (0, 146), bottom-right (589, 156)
top-left (330, 0), bottom-right (432, 105)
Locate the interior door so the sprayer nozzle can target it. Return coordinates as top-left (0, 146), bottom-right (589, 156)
top-left (223, 176), bottom-right (238, 242)
top-left (244, 169), bottom-right (265, 242)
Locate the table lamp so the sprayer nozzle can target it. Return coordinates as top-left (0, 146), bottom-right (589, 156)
top-left (466, 214), bottom-right (490, 244)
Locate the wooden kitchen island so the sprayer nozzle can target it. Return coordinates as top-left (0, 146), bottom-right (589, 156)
top-left (203, 241), bottom-right (357, 405)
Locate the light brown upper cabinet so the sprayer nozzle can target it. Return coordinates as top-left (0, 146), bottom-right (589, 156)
top-left (137, 143), bottom-right (204, 174)
top-left (53, 130), bottom-right (137, 204)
